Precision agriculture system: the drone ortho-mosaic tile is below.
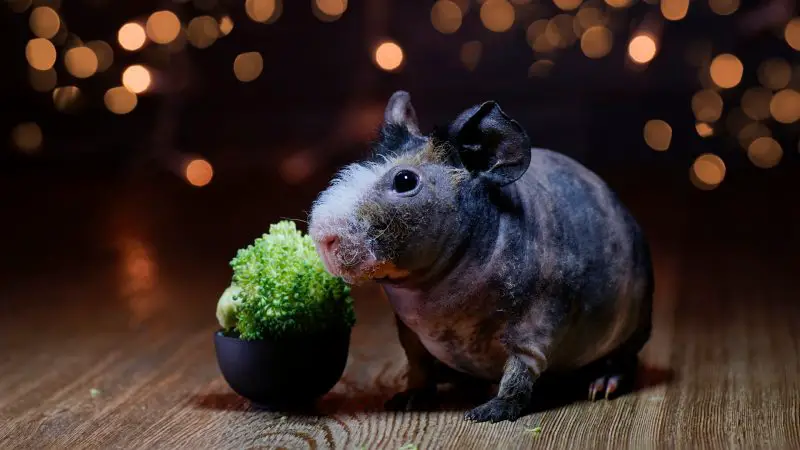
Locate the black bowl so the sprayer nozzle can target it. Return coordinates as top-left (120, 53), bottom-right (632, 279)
top-left (214, 327), bottom-right (351, 410)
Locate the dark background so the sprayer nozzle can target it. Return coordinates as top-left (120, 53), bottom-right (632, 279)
top-left (0, 0), bottom-right (797, 304)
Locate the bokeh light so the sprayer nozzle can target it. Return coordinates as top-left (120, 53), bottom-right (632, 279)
top-left (528, 59), bottom-right (554, 78)
top-left (184, 158), bottom-right (214, 187)
top-left (480, 0), bottom-right (515, 33)
top-left (122, 65), bottom-right (152, 94)
top-left (460, 41), bottom-right (482, 71)
top-left (605, 0), bottom-right (633, 7)
top-left (661, 0), bottom-right (689, 21)
top-left (118, 22), bottom-right (146, 51)
top-left (8, 0), bottom-right (32, 13)
top-left (146, 10), bottom-right (181, 45)
top-left (747, 137), bottom-right (783, 169)
top-left (374, 41), bottom-right (403, 72)
top-left (280, 151), bottom-right (316, 185)
top-left (233, 52), bottom-right (264, 82)
top-left (64, 46), bottom-right (98, 79)
top-left (758, 58), bottom-right (791, 91)
top-left (187, 15), bottom-right (219, 49)
top-left (769, 89), bottom-right (800, 124)
top-left (219, 16), bottom-right (234, 36)
top-left (86, 40), bottom-right (114, 72)
top-left (313, 0), bottom-right (347, 22)
top-left (643, 119), bottom-right (672, 151)
top-left (553, 0), bottom-right (582, 11)
top-left (11, 122), bottom-right (43, 153)
top-left (431, 0), bottom-right (462, 34)
top-left (785, 18), bottom-right (800, 51)
top-left (581, 26), bottom-right (612, 59)
top-left (709, 53), bottom-right (743, 89)
top-left (104, 87), bottom-right (138, 115)
top-left (576, 7), bottom-right (605, 31)
top-left (28, 67), bottom-right (56, 92)
top-left (29, 6), bottom-right (60, 39)
top-left (628, 34), bottom-right (657, 64)
top-left (709, 0), bottom-right (739, 15)
top-left (545, 14), bottom-right (577, 49)
top-left (25, 38), bottom-right (56, 71)
top-left (52, 85), bottom-right (81, 112)
top-left (691, 89), bottom-right (723, 122)
top-left (737, 122), bottom-right (772, 149)
top-left (695, 122), bottom-right (714, 138)
top-left (741, 87), bottom-right (772, 121)
top-left (245, 0), bottom-right (280, 23)
top-left (690, 154), bottom-right (725, 190)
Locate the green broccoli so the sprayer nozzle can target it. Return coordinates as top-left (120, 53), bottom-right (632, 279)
top-left (217, 220), bottom-right (355, 340)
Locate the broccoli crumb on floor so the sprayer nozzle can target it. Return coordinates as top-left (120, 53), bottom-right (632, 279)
top-left (526, 426), bottom-right (543, 438)
top-left (89, 388), bottom-right (101, 398)
top-left (398, 444), bottom-right (418, 450)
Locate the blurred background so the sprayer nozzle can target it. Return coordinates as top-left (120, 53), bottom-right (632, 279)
top-left (0, 0), bottom-right (798, 322)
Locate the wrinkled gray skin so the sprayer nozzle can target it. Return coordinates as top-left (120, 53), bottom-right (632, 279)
top-left (308, 91), bottom-right (653, 423)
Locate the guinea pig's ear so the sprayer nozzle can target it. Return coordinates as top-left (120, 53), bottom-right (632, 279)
top-left (384, 90), bottom-right (421, 136)
top-left (449, 101), bottom-right (532, 186)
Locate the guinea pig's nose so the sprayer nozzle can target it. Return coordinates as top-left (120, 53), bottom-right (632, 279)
top-left (321, 234), bottom-right (340, 255)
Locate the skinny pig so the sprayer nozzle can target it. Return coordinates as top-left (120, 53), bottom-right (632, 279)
top-left (308, 91), bottom-right (653, 423)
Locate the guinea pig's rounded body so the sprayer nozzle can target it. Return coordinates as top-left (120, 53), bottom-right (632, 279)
top-left (309, 91), bottom-right (653, 423)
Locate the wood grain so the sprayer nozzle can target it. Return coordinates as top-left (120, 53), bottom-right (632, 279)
top-left (1, 176), bottom-right (799, 450)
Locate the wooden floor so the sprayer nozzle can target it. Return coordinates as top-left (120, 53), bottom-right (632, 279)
top-left (1, 171), bottom-right (799, 449)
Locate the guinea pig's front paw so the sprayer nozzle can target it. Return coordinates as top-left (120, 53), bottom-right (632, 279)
top-left (464, 397), bottom-right (526, 423)
top-left (384, 387), bottom-right (439, 412)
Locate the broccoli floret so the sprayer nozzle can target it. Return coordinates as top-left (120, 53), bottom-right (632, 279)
top-left (216, 220), bottom-right (355, 340)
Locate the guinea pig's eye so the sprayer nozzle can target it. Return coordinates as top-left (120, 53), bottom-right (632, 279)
top-left (393, 170), bottom-right (419, 194)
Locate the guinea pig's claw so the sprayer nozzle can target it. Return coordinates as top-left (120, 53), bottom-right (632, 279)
top-left (588, 375), bottom-right (621, 401)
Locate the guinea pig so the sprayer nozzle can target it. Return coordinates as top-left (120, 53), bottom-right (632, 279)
top-left (308, 91), bottom-right (654, 423)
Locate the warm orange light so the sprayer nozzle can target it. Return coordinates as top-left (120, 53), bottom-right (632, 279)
top-left (604, 0), bottom-right (632, 7)
top-left (64, 46), bottom-right (98, 79)
top-left (219, 16), bottom-right (234, 36)
top-left (122, 65), bottom-right (152, 94)
top-left (695, 122), bottom-right (713, 138)
top-left (576, 7), bottom-right (605, 30)
top-left (8, 0), bottom-right (32, 13)
top-left (747, 137), bottom-right (783, 169)
top-left (769, 89), bottom-right (800, 124)
top-left (233, 52), bottom-right (264, 82)
top-left (52, 85), bottom-right (81, 112)
top-left (581, 26), bottom-right (612, 59)
top-left (661, 0), bottom-right (689, 21)
top-left (691, 89), bottom-right (723, 122)
top-left (553, 0), bottom-right (582, 11)
top-left (528, 59), bottom-right (554, 78)
top-left (29, 6), bottom-right (60, 39)
top-left (431, 0), bottom-right (462, 34)
top-left (28, 67), bottom-right (56, 92)
top-left (146, 10), bottom-right (181, 45)
top-left (690, 154), bottom-right (725, 190)
top-left (187, 15), bottom-right (219, 49)
top-left (785, 18), bottom-right (800, 51)
top-left (86, 40), bottom-right (114, 72)
top-left (545, 14), bottom-right (577, 49)
top-left (11, 122), bottom-right (43, 153)
top-left (643, 120), bottom-right (671, 151)
top-left (185, 159), bottom-right (214, 187)
top-left (480, 0), bottom-right (515, 33)
top-left (741, 87), bottom-right (772, 121)
top-left (25, 38), bottom-right (56, 70)
top-left (245, 0), bottom-right (278, 23)
top-left (104, 87), bottom-right (138, 115)
top-left (628, 34), bottom-right (657, 64)
top-left (313, 0), bottom-right (347, 21)
top-left (460, 41), bottom-right (482, 71)
top-left (118, 22), bottom-right (146, 51)
top-left (737, 122), bottom-right (771, 149)
top-left (709, 53), bottom-right (743, 89)
top-left (757, 58), bottom-right (791, 90)
top-left (709, 0), bottom-right (739, 15)
top-left (374, 41), bottom-right (404, 71)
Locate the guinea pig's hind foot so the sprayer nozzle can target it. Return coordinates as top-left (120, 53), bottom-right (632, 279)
top-left (587, 353), bottom-right (638, 401)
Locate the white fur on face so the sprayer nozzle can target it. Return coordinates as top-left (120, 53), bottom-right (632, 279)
top-left (308, 161), bottom-right (390, 242)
